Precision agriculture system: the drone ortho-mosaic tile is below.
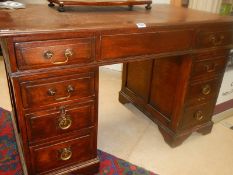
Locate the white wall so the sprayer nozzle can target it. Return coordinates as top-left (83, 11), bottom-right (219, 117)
top-left (217, 69), bottom-right (233, 105)
top-left (189, 0), bottom-right (222, 13)
top-left (153, 0), bottom-right (171, 4)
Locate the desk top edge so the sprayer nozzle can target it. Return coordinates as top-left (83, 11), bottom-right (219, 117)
top-left (0, 4), bottom-right (233, 37)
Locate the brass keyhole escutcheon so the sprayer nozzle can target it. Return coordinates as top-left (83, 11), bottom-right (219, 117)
top-left (59, 147), bottom-right (72, 161)
top-left (202, 84), bottom-right (211, 95)
top-left (194, 110), bottom-right (204, 121)
top-left (58, 107), bottom-right (72, 130)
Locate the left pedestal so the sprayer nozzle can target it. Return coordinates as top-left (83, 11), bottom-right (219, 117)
top-left (1, 36), bottom-right (100, 174)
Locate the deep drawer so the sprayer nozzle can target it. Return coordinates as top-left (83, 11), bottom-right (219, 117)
top-left (185, 77), bottom-right (221, 107)
top-left (180, 103), bottom-right (215, 130)
top-left (100, 29), bottom-right (193, 60)
top-left (20, 72), bottom-right (95, 108)
top-left (26, 101), bottom-right (96, 142)
top-left (30, 131), bottom-right (96, 174)
top-left (15, 38), bottom-right (94, 70)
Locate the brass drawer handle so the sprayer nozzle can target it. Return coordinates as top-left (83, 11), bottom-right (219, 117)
top-left (194, 110), bottom-right (204, 121)
top-left (48, 88), bottom-right (56, 96)
top-left (59, 116), bottom-right (72, 130)
top-left (59, 147), bottom-right (72, 161)
top-left (64, 48), bottom-right (73, 59)
top-left (204, 63), bottom-right (217, 73)
top-left (44, 50), bottom-right (54, 59)
top-left (209, 35), bottom-right (225, 46)
top-left (67, 84), bottom-right (75, 93)
top-left (47, 85), bottom-right (75, 101)
top-left (58, 107), bottom-right (72, 130)
top-left (202, 84), bottom-right (211, 95)
top-left (43, 49), bottom-right (73, 65)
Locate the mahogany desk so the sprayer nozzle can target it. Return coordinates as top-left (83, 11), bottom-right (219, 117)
top-left (0, 4), bottom-right (233, 175)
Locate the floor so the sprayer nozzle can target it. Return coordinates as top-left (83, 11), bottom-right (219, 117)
top-left (1, 57), bottom-right (233, 175)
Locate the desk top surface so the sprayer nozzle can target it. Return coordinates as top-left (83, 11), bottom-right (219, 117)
top-left (0, 4), bottom-right (233, 36)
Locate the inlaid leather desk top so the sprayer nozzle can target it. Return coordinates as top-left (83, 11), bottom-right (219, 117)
top-left (0, 4), bottom-right (233, 36)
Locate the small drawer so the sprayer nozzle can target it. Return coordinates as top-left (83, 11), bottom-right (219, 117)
top-left (26, 102), bottom-right (96, 142)
top-left (30, 132), bottom-right (96, 174)
top-left (191, 57), bottom-right (227, 79)
top-left (194, 48), bottom-right (230, 62)
top-left (196, 29), bottom-right (233, 49)
top-left (20, 72), bottom-right (96, 108)
top-left (15, 38), bottom-right (94, 70)
top-left (180, 103), bottom-right (214, 129)
top-left (186, 78), bottom-right (221, 106)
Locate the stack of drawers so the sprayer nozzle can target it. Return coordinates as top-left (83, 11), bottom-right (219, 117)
top-left (10, 36), bottom-right (99, 174)
top-left (180, 49), bottom-right (229, 130)
top-left (179, 27), bottom-right (232, 130)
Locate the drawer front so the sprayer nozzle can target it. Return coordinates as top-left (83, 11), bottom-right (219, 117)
top-left (20, 72), bottom-right (95, 108)
top-left (100, 30), bottom-right (193, 60)
top-left (191, 57), bottom-right (227, 78)
top-left (186, 78), bottom-right (221, 106)
top-left (196, 30), bottom-right (233, 49)
top-left (180, 103), bottom-right (214, 129)
top-left (194, 48), bottom-right (230, 62)
top-left (26, 102), bottom-right (96, 142)
top-left (15, 38), bottom-right (94, 70)
top-left (30, 132), bottom-right (96, 174)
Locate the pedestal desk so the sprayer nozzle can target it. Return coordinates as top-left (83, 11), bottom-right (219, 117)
top-left (0, 4), bottom-right (233, 175)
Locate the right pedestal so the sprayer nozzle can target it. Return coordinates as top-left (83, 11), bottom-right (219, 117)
top-left (119, 51), bottom-right (228, 147)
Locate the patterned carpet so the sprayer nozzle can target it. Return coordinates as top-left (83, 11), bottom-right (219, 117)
top-left (0, 107), bottom-right (157, 175)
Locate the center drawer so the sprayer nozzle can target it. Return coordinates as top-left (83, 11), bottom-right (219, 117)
top-left (100, 29), bottom-right (193, 61)
top-left (20, 72), bottom-right (96, 108)
top-left (26, 101), bottom-right (96, 142)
